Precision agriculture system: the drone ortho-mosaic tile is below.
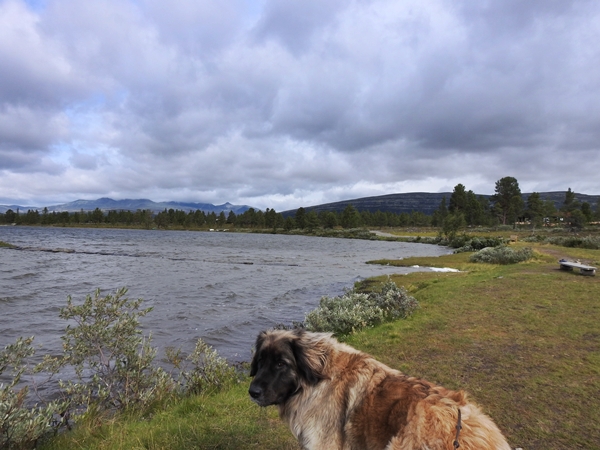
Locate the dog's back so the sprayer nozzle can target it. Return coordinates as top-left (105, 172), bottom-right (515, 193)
top-left (321, 348), bottom-right (511, 450)
top-left (349, 370), bottom-right (511, 450)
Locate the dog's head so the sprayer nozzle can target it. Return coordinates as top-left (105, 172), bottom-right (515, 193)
top-left (248, 329), bottom-right (328, 407)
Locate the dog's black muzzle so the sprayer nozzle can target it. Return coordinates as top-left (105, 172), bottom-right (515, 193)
top-left (248, 384), bottom-right (262, 401)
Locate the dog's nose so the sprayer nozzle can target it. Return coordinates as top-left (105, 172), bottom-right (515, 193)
top-left (249, 385), bottom-right (262, 399)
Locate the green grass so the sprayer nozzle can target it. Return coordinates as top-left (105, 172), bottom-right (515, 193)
top-left (40, 243), bottom-right (600, 450)
top-left (41, 383), bottom-right (299, 450)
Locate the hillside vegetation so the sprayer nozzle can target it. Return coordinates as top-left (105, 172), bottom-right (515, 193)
top-left (2, 179), bottom-right (600, 231)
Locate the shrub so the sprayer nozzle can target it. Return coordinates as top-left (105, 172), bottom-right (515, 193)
top-left (408, 236), bottom-right (440, 245)
top-left (469, 246), bottom-right (534, 264)
top-left (1, 337), bottom-right (66, 450)
top-left (304, 291), bottom-right (383, 335)
top-left (27, 288), bottom-right (239, 425)
top-left (310, 228), bottom-right (377, 240)
top-left (304, 281), bottom-right (418, 336)
top-left (442, 213), bottom-right (466, 241)
top-left (522, 235), bottom-right (600, 250)
top-left (376, 280), bottom-right (420, 321)
top-left (409, 235), bottom-right (507, 251)
top-left (179, 339), bottom-right (241, 394)
top-left (1, 288), bottom-right (244, 446)
top-left (454, 236), bottom-right (506, 253)
top-left (561, 236), bottom-right (600, 249)
top-left (47, 288), bottom-right (174, 414)
top-left (521, 235), bottom-right (546, 243)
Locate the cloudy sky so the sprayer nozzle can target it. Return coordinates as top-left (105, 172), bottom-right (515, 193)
top-left (1, 0), bottom-right (599, 211)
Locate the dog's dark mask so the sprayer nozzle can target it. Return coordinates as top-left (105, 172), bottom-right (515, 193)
top-left (248, 330), bottom-right (325, 407)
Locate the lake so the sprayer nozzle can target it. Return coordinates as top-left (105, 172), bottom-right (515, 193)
top-left (0, 227), bottom-right (450, 362)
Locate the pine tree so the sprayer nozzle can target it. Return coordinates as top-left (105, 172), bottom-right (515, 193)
top-left (491, 177), bottom-right (524, 225)
top-left (526, 192), bottom-right (545, 228)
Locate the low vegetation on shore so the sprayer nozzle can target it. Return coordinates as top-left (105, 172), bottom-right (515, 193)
top-left (2, 231), bottom-right (599, 449)
top-left (304, 281), bottom-right (419, 335)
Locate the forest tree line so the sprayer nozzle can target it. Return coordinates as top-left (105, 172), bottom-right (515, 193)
top-left (1, 177), bottom-right (599, 230)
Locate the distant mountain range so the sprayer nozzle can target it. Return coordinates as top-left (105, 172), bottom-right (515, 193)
top-left (2, 191), bottom-right (598, 217)
top-left (282, 191), bottom-right (600, 216)
top-left (0, 198), bottom-right (253, 215)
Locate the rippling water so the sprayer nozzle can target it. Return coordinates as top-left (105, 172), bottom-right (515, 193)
top-left (0, 227), bottom-right (450, 362)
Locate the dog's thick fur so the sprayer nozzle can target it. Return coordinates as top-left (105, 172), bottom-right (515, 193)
top-left (249, 329), bottom-right (511, 450)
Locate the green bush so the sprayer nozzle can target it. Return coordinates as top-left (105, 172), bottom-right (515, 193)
top-left (376, 281), bottom-right (420, 321)
top-left (409, 235), bottom-right (507, 251)
top-left (304, 281), bottom-right (418, 335)
top-left (454, 236), bottom-right (506, 253)
top-left (166, 339), bottom-right (240, 395)
top-left (469, 246), bottom-right (534, 264)
top-left (1, 337), bottom-right (66, 450)
top-left (45, 288), bottom-right (174, 415)
top-left (303, 228), bottom-right (377, 240)
top-left (42, 288), bottom-right (242, 417)
top-left (304, 291), bottom-right (383, 335)
top-left (2, 288), bottom-right (240, 442)
top-left (522, 235), bottom-right (600, 249)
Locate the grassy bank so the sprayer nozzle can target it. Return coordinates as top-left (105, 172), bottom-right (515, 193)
top-left (41, 242), bottom-right (599, 450)
top-left (41, 383), bottom-right (299, 450)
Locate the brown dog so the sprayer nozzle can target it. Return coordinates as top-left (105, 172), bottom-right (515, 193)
top-left (249, 329), bottom-right (511, 450)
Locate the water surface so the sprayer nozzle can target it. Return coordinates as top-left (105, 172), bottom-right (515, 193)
top-left (0, 227), bottom-right (450, 361)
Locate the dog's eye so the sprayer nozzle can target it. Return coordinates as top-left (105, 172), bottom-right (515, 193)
top-left (276, 360), bottom-right (286, 369)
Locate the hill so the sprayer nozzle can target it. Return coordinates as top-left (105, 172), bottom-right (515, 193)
top-left (284, 192), bottom-right (452, 216)
top-left (282, 191), bottom-right (600, 216)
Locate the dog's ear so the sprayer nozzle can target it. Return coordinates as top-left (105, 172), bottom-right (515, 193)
top-left (250, 331), bottom-right (267, 377)
top-left (290, 329), bottom-right (328, 385)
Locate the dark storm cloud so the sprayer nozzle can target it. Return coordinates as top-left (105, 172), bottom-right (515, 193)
top-left (261, 0), bottom-right (600, 156)
top-left (254, 0), bottom-right (349, 53)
